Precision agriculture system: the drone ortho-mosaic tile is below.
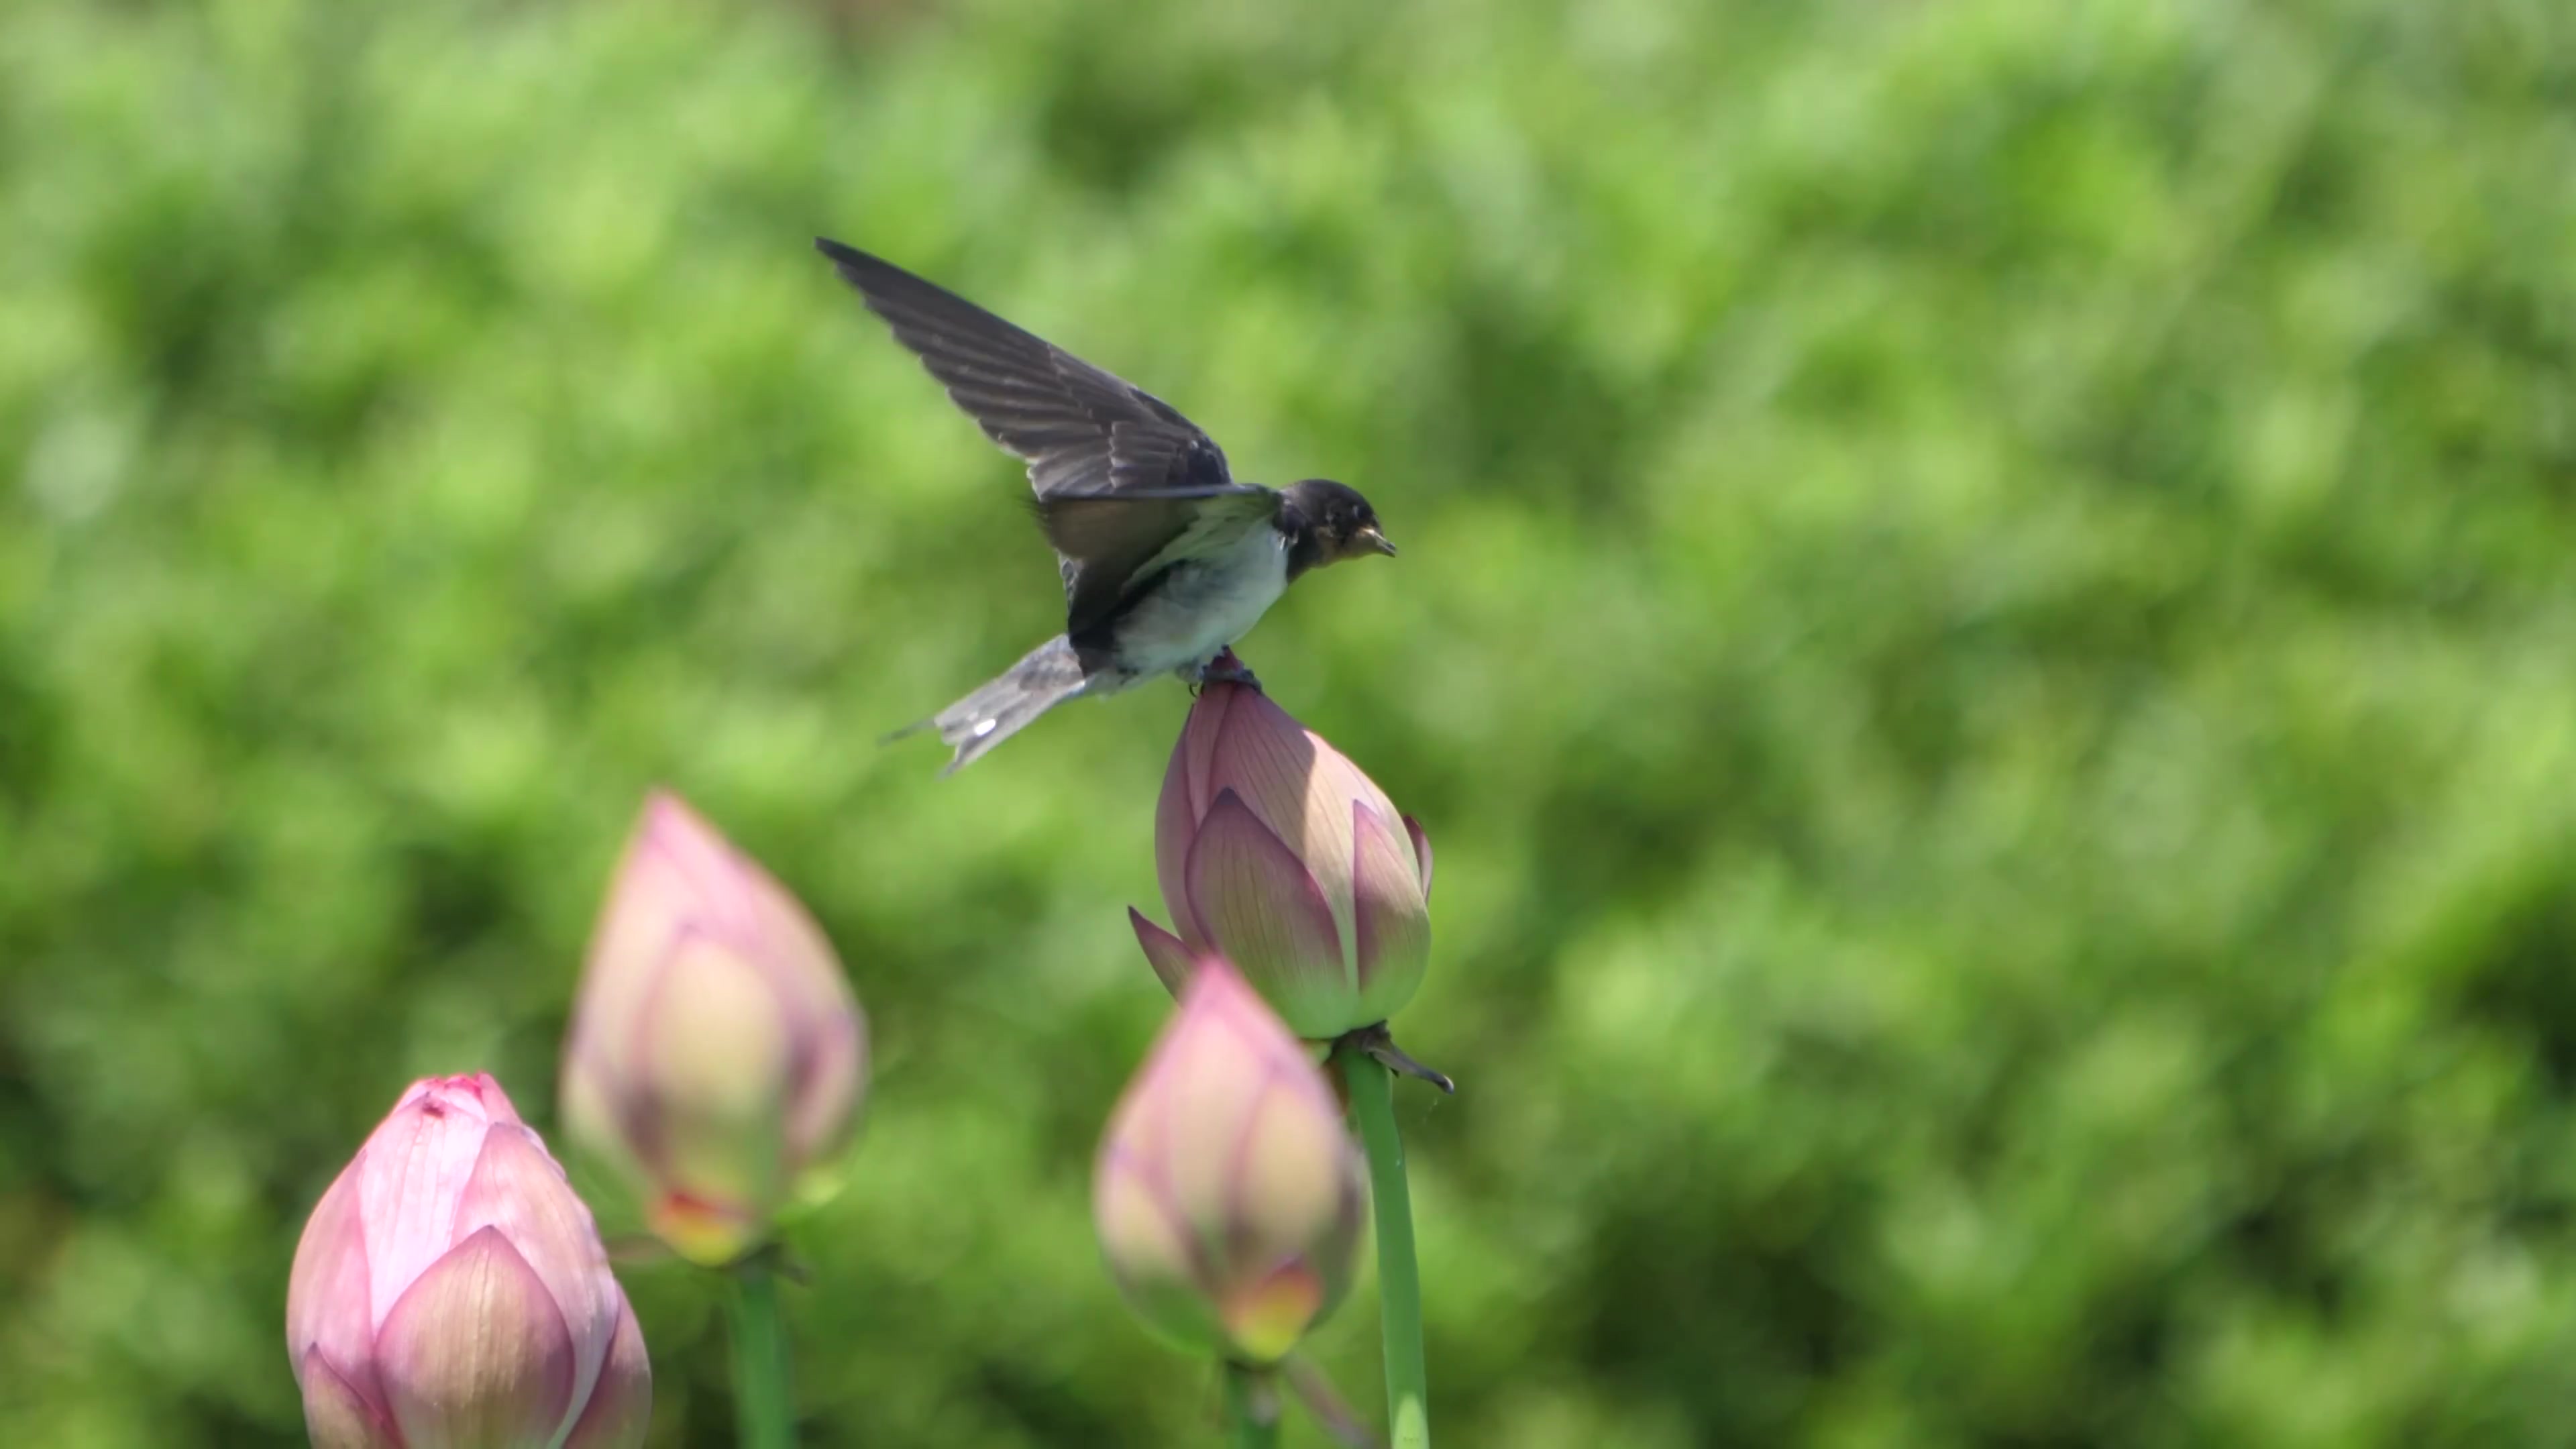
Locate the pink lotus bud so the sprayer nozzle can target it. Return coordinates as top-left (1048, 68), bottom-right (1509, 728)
top-left (1137, 682), bottom-right (1433, 1038)
top-left (1094, 961), bottom-right (1366, 1364)
top-left (561, 792), bottom-right (867, 1266)
top-left (286, 1074), bottom-right (651, 1449)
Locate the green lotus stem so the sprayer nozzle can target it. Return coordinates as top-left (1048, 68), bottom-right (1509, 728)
top-left (1341, 1055), bottom-right (1430, 1449)
top-left (727, 1256), bottom-right (796, 1449)
top-left (1224, 1360), bottom-right (1281, 1448)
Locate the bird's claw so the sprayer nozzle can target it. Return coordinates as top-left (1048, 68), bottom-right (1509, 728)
top-left (1190, 649), bottom-right (1262, 693)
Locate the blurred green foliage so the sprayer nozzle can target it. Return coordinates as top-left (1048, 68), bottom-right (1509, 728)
top-left (5, 0), bottom-right (2576, 1444)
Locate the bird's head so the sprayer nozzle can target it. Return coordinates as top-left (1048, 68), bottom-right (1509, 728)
top-left (1284, 479), bottom-right (1397, 568)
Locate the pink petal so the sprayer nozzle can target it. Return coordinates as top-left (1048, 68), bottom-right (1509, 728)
top-left (1156, 728), bottom-right (1204, 945)
top-left (455, 1124), bottom-right (620, 1415)
top-left (377, 1228), bottom-right (578, 1449)
top-left (561, 1300), bottom-right (653, 1449)
top-left (1092, 1144), bottom-right (1228, 1357)
top-left (571, 791), bottom-right (867, 1205)
top-left (557, 1053), bottom-right (643, 1189)
top-left (298, 1349), bottom-right (400, 1449)
top-left (755, 895), bottom-right (865, 1170)
top-left (1403, 814), bottom-right (1434, 901)
top-left (357, 1079), bottom-right (511, 1332)
top-left (1198, 698), bottom-right (1405, 951)
top-left (390, 1073), bottom-right (521, 1128)
top-left (1092, 962), bottom-right (1361, 1363)
top-left (567, 853), bottom-right (686, 1093)
top-left (785, 1001), bottom-right (866, 1171)
top-left (734, 826), bottom-right (862, 1033)
top-left (627, 927), bottom-right (794, 1215)
top-left (1177, 683), bottom-right (1248, 820)
top-left (1350, 802), bottom-right (1430, 1004)
top-left (1094, 1143), bottom-right (1208, 1295)
top-left (1123, 963), bottom-right (1311, 1236)
top-left (1199, 692), bottom-right (1326, 859)
top-left (636, 792), bottom-right (762, 938)
top-left (288, 1166), bottom-right (377, 1399)
top-left (1231, 1076), bottom-right (1359, 1270)
top-left (1185, 961), bottom-right (1322, 1085)
top-left (572, 793), bottom-right (762, 1097)
top-left (1185, 790), bottom-right (1346, 996)
top-left (1128, 908), bottom-right (1198, 998)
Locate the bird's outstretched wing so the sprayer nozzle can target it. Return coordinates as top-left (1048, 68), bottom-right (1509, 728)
top-left (818, 238), bottom-right (1275, 637)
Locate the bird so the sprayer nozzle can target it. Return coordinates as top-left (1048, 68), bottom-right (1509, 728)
top-left (816, 237), bottom-right (1397, 773)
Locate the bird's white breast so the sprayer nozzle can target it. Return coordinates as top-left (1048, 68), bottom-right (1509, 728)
top-left (1109, 525), bottom-right (1291, 680)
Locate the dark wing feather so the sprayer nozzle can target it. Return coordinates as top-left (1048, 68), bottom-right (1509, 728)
top-left (1034, 487), bottom-right (1283, 639)
top-left (817, 238), bottom-right (1269, 635)
top-left (816, 237), bottom-right (1240, 498)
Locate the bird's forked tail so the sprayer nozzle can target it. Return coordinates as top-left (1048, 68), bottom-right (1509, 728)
top-left (888, 635), bottom-right (1090, 774)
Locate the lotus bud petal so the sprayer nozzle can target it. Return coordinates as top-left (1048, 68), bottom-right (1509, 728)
top-left (1349, 802), bottom-right (1432, 1022)
top-left (1127, 908), bottom-right (1197, 996)
top-left (1093, 961), bottom-right (1365, 1364)
top-left (1185, 789), bottom-right (1350, 1034)
top-left (561, 791), bottom-right (867, 1265)
top-left (376, 1227), bottom-right (576, 1448)
top-left (1138, 684), bottom-right (1432, 1037)
top-left (1403, 814), bottom-right (1433, 899)
top-left (563, 1300), bottom-right (653, 1449)
top-left (287, 1074), bottom-right (649, 1449)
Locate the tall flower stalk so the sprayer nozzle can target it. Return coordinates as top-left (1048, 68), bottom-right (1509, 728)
top-left (1339, 1049), bottom-right (1429, 1449)
top-left (1132, 678), bottom-right (1446, 1444)
top-left (1225, 1361), bottom-right (1283, 1448)
top-left (727, 1256), bottom-right (795, 1449)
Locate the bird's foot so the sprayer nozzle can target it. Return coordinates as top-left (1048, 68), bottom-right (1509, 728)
top-left (1185, 649), bottom-right (1263, 694)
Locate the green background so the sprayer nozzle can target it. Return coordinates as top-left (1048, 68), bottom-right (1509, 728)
top-left (7, 0), bottom-right (2576, 1444)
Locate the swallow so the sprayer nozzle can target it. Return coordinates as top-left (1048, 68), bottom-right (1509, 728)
top-left (817, 238), bottom-right (1397, 773)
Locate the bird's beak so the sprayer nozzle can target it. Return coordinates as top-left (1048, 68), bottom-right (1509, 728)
top-left (1356, 526), bottom-right (1397, 557)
